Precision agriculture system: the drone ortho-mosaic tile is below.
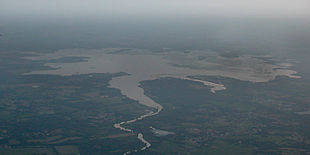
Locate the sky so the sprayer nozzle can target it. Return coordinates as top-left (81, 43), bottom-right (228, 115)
top-left (0, 0), bottom-right (309, 54)
top-left (1, 0), bottom-right (309, 19)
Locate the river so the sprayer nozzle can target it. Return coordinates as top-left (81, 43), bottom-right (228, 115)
top-left (24, 48), bottom-right (300, 154)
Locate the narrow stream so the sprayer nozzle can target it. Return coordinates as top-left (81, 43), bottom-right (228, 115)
top-left (23, 49), bottom-right (300, 154)
top-left (109, 75), bottom-right (163, 154)
top-left (109, 75), bottom-right (223, 154)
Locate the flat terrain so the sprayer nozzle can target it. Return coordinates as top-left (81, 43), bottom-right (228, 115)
top-left (138, 76), bottom-right (310, 154)
top-left (0, 50), bottom-right (309, 154)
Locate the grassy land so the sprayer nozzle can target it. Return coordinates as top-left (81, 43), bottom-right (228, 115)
top-left (137, 76), bottom-right (310, 154)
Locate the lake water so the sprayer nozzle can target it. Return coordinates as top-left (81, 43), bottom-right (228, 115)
top-left (24, 48), bottom-right (301, 154)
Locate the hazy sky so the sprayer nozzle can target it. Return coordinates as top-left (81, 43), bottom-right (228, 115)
top-left (1, 0), bottom-right (309, 19)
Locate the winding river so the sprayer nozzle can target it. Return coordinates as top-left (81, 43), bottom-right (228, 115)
top-left (24, 48), bottom-right (300, 154)
top-left (109, 74), bottom-right (224, 154)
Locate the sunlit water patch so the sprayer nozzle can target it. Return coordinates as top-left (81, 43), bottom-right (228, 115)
top-left (150, 127), bottom-right (175, 137)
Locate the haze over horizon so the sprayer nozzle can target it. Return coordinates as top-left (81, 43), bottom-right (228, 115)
top-left (1, 0), bottom-right (310, 20)
top-left (0, 1), bottom-right (310, 155)
top-left (0, 0), bottom-right (309, 56)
